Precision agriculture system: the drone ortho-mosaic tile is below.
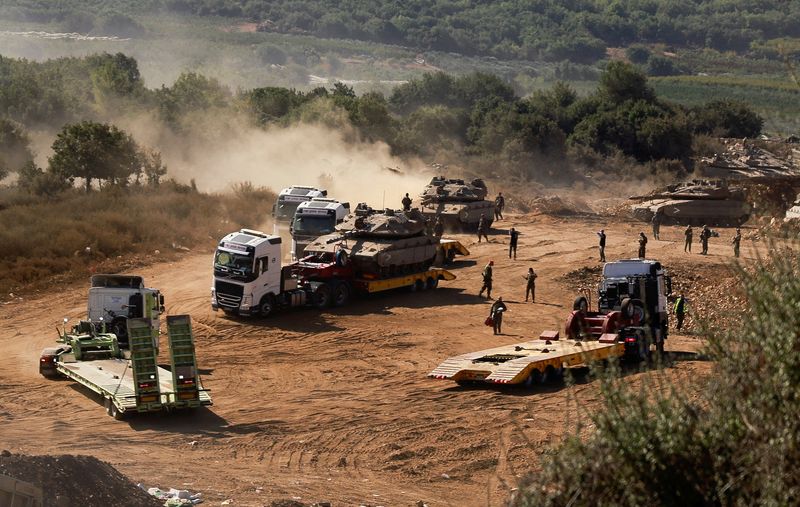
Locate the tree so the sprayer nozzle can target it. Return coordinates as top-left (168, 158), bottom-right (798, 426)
top-left (48, 121), bottom-right (140, 192)
top-left (141, 149), bottom-right (167, 186)
top-left (0, 118), bottom-right (33, 180)
top-left (598, 61), bottom-right (656, 104)
top-left (256, 44), bottom-right (288, 65)
top-left (690, 100), bottom-right (763, 138)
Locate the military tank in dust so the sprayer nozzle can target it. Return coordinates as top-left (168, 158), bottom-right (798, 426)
top-left (303, 203), bottom-right (440, 277)
top-left (630, 180), bottom-right (751, 226)
top-left (418, 176), bottom-right (496, 231)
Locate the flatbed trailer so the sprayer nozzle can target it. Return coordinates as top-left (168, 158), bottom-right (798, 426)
top-left (41, 315), bottom-right (211, 419)
top-left (429, 333), bottom-right (624, 386)
top-left (352, 267), bottom-right (456, 293)
top-left (439, 239), bottom-right (469, 264)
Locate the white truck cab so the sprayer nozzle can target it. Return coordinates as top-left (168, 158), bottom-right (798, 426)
top-left (211, 229), bottom-right (288, 316)
top-left (272, 186), bottom-right (327, 228)
top-left (290, 198), bottom-right (350, 260)
top-left (87, 274), bottom-right (164, 346)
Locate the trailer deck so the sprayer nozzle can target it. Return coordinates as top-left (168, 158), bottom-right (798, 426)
top-left (355, 267), bottom-right (456, 293)
top-left (429, 335), bottom-right (624, 385)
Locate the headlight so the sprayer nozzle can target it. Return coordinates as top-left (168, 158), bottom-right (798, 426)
top-left (240, 295), bottom-right (253, 309)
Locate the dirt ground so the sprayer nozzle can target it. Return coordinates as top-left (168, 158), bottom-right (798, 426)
top-left (0, 213), bottom-right (745, 506)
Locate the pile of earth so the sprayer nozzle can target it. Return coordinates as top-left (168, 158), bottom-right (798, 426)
top-left (0, 452), bottom-right (161, 507)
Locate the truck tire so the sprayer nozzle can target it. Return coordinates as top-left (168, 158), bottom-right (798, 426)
top-left (573, 296), bottom-right (588, 313)
top-left (446, 249), bottom-right (456, 264)
top-left (314, 283), bottom-right (332, 309)
top-left (259, 294), bottom-right (275, 317)
top-left (109, 402), bottom-right (125, 421)
top-left (333, 283), bottom-right (351, 307)
top-left (110, 317), bottom-right (128, 346)
top-left (621, 298), bottom-right (645, 324)
top-left (426, 277), bottom-right (438, 290)
top-left (524, 369), bottom-right (543, 388)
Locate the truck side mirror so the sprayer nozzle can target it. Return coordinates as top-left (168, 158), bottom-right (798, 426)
top-left (159, 294), bottom-right (165, 305)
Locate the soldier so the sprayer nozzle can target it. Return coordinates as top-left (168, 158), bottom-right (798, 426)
top-left (494, 192), bottom-right (505, 220)
top-left (479, 260), bottom-right (493, 299)
top-left (401, 193), bottom-right (412, 211)
top-left (674, 294), bottom-right (687, 331)
top-left (638, 232), bottom-right (648, 258)
top-left (684, 225), bottom-right (693, 253)
top-left (477, 213), bottom-right (489, 243)
top-left (489, 297), bottom-right (508, 335)
top-left (651, 212), bottom-right (662, 240)
top-left (732, 227), bottom-right (741, 258)
top-left (433, 215), bottom-right (444, 237)
top-left (524, 267), bottom-right (537, 303)
top-left (335, 243), bottom-right (348, 267)
top-left (508, 227), bottom-right (519, 259)
top-left (700, 225), bottom-right (711, 255)
top-left (597, 229), bottom-right (606, 262)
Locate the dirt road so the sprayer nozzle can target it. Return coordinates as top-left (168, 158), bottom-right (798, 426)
top-left (0, 214), bottom-right (734, 506)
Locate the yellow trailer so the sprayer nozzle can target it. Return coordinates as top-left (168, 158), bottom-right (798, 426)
top-left (429, 333), bottom-right (624, 386)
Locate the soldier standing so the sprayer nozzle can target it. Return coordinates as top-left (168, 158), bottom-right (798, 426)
top-left (597, 229), bottom-right (606, 262)
top-left (674, 294), bottom-right (687, 330)
top-left (638, 232), bottom-right (648, 258)
top-left (651, 212), bottom-right (662, 240)
top-left (508, 227), bottom-right (519, 259)
top-left (477, 213), bottom-right (489, 243)
top-left (433, 216), bottom-right (444, 237)
top-left (489, 297), bottom-right (508, 335)
top-left (494, 192), bottom-right (505, 220)
top-left (479, 260), bottom-right (494, 299)
top-left (524, 267), bottom-right (537, 303)
top-left (401, 193), bottom-right (412, 211)
top-left (700, 225), bottom-right (711, 255)
top-left (732, 227), bottom-right (741, 258)
top-left (684, 225), bottom-right (693, 253)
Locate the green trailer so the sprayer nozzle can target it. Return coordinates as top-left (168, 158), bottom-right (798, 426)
top-left (39, 315), bottom-right (212, 420)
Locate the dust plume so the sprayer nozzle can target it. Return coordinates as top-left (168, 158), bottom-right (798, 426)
top-left (120, 113), bottom-right (433, 209)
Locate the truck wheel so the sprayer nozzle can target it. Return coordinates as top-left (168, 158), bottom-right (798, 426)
top-left (109, 402), bottom-right (125, 421)
top-left (572, 296), bottom-right (588, 313)
top-left (314, 284), bottom-right (332, 309)
top-left (415, 279), bottom-right (426, 291)
top-left (426, 277), bottom-right (438, 290)
top-left (621, 298), bottom-right (645, 324)
top-left (524, 369), bottom-right (543, 388)
top-left (259, 294), bottom-right (275, 317)
top-left (446, 249), bottom-right (456, 264)
top-left (111, 317), bottom-right (128, 346)
top-left (333, 283), bottom-right (351, 307)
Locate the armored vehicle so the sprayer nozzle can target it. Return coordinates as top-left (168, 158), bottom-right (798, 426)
top-left (630, 180), bottom-right (751, 226)
top-left (419, 176), bottom-right (496, 231)
top-left (304, 204), bottom-right (440, 277)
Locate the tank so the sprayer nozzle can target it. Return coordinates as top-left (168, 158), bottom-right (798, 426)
top-left (303, 203), bottom-right (440, 277)
top-left (630, 180), bottom-right (751, 226)
top-left (418, 176), bottom-right (496, 231)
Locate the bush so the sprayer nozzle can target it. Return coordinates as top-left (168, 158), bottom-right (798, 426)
top-left (512, 248), bottom-right (800, 506)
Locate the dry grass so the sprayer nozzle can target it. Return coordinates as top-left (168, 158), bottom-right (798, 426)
top-left (0, 182), bottom-right (275, 297)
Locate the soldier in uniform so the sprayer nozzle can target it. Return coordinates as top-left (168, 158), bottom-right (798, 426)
top-left (524, 267), bottom-right (537, 303)
top-left (732, 227), bottom-right (741, 258)
top-left (684, 225), bottom-right (693, 253)
top-left (700, 225), bottom-right (711, 255)
top-left (477, 213), bottom-right (489, 243)
top-left (489, 296), bottom-right (507, 335)
top-left (433, 216), bottom-right (444, 237)
top-left (597, 229), bottom-right (606, 262)
top-left (401, 193), bottom-right (412, 211)
top-left (651, 212), bottom-right (662, 240)
top-left (479, 260), bottom-right (493, 299)
top-left (508, 227), bottom-right (519, 259)
top-left (494, 192), bottom-right (505, 220)
top-left (638, 232), bottom-right (648, 258)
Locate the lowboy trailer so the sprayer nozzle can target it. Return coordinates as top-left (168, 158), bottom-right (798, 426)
top-left (40, 315), bottom-right (212, 419)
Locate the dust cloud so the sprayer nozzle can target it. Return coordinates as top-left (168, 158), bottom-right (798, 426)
top-left (121, 114), bottom-right (432, 208)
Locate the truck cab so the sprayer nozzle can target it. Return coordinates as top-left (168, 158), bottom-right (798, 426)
top-left (87, 274), bottom-right (164, 347)
top-left (597, 259), bottom-right (670, 319)
top-left (211, 229), bottom-right (284, 316)
top-left (272, 185), bottom-right (327, 229)
top-left (290, 198), bottom-right (350, 260)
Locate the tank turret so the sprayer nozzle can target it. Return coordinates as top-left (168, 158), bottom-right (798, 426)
top-left (304, 204), bottom-right (440, 277)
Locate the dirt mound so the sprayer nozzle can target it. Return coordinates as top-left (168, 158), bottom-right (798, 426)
top-left (558, 265), bottom-right (603, 289)
top-left (522, 195), bottom-right (590, 216)
top-left (0, 452), bottom-right (161, 507)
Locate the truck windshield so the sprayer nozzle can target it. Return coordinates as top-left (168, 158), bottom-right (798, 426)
top-left (214, 250), bottom-right (254, 277)
top-left (603, 262), bottom-right (650, 278)
top-left (292, 215), bottom-right (335, 235)
top-left (275, 200), bottom-right (301, 220)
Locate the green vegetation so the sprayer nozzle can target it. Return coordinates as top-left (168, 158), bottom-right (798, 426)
top-left (3, 0), bottom-right (800, 66)
top-left (512, 250), bottom-right (800, 506)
